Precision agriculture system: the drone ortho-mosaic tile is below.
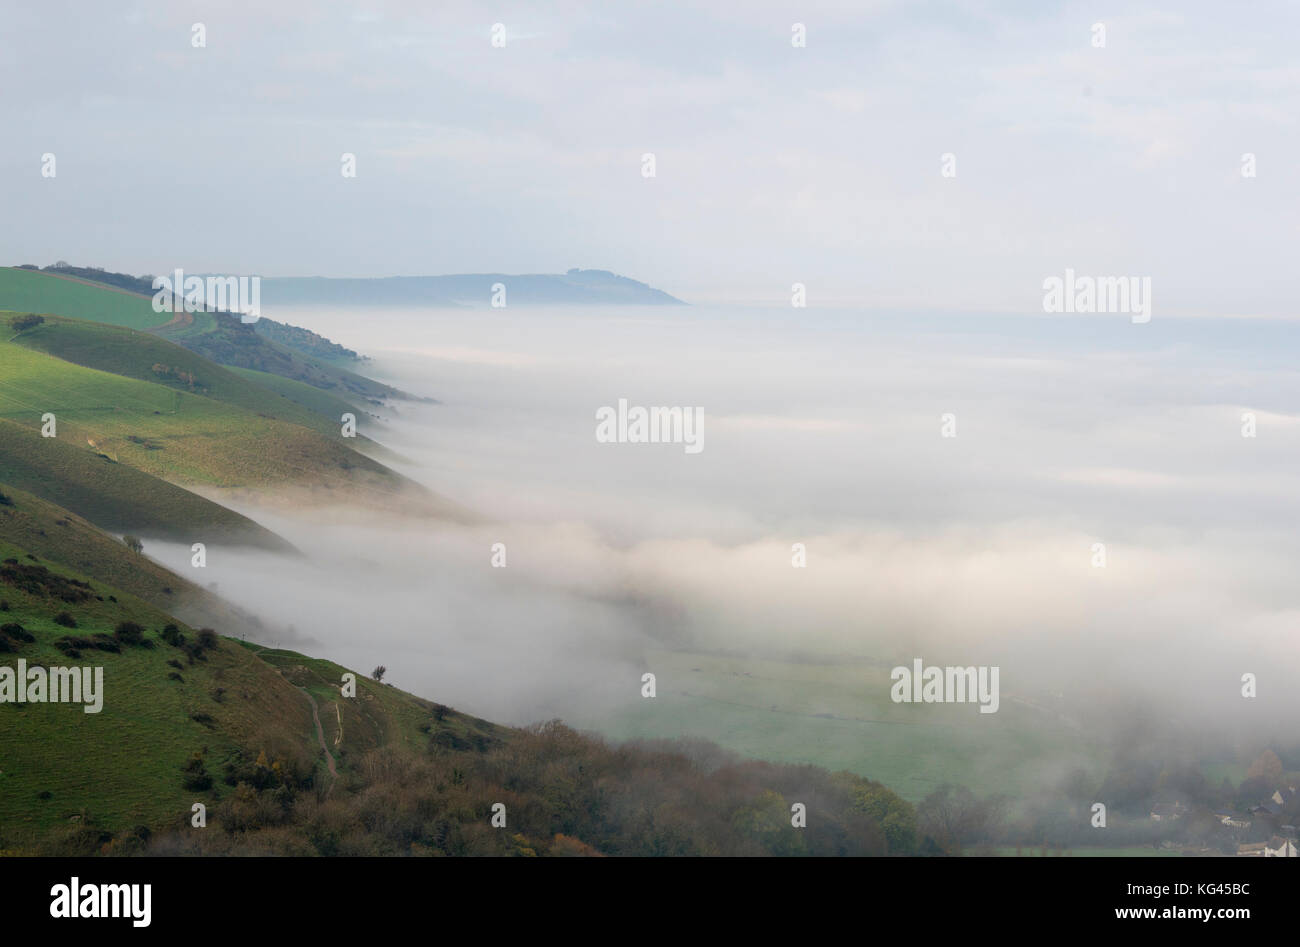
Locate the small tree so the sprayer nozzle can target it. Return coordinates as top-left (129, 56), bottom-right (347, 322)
top-left (372, 665), bottom-right (386, 682)
top-left (122, 535), bottom-right (143, 554)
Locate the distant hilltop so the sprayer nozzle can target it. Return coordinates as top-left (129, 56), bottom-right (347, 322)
top-left (257, 268), bottom-right (686, 307)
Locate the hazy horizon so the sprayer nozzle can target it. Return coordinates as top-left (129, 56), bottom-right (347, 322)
top-left (4, 1), bottom-right (1299, 314)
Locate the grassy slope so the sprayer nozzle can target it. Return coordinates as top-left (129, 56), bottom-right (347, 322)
top-left (0, 267), bottom-right (168, 330)
top-left (0, 528), bottom-right (492, 839)
top-left (10, 314), bottom-right (361, 438)
top-left (0, 420), bottom-right (287, 548)
top-left (0, 481), bottom-right (275, 631)
top-left (0, 268), bottom-right (406, 404)
top-left (225, 365), bottom-right (363, 423)
top-left (0, 328), bottom-right (408, 495)
top-left (162, 312), bottom-right (406, 404)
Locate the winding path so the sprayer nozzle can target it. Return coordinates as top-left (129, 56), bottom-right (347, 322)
top-left (299, 688), bottom-right (338, 791)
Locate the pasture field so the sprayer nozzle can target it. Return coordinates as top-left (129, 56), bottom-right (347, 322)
top-left (0, 267), bottom-right (168, 330)
top-left (591, 648), bottom-right (1105, 803)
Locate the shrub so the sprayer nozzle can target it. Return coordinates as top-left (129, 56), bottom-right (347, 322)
top-left (53, 612), bottom-right (77, 628)
top-left (53, 637), bottom-right (87, 658)
top-left (9, 314), bottom-right (45, 333)
top-left (0, 491), bottom-right (13, 507)
top-left (182, 754), bottom-right (212, 791)
top-left (114, 621), bottom-right (145, 645)
top-left (167, 672), bottom-right (184, 683)
top-left (1, 622), bottom-right (34, 643)
top-left (160, 624), bottom-right (185, 647)
top-left (197, 628), bottom-right (218, 650)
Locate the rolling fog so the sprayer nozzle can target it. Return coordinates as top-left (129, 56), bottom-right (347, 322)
top-left (147, 305), bottom-right (1300, 745)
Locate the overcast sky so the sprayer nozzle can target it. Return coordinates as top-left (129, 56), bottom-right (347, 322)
top-left (3, 0), bottom-right (1298, 312)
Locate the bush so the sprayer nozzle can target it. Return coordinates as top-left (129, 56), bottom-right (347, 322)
top-left (113, 621), bottom-right (145, 645)
top-left (197, 628), bottom-right (218, 650)
top-left (182, 753), bottom-right (212, 791)
top-left (53, 637), bottom-right (89, 658)
top-left (53, 612), bottom-right (77, 628)
top-left (160, 624), bottom-right (185, 647)
top-left (0, 491), bottom-right (13, 507)
top-left (167, 672), bottom-right (184, 683)
top-left (9, 314), bottom-right (45, 333)
top-left (1, 622), bottom-right (34, 643)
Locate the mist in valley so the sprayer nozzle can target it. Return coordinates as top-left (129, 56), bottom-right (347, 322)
top-left (141, 304), bottom-right (1300, 796)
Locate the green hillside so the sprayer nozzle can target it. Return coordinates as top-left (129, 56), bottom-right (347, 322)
top-left (0, 534), bottom-right (443, 840)
top-left (157, 311), bottom-right (405, 405)
top-left (0, 420), bottom-right (287, 548)
top-left (0, 268), bottom-right (410, 405)
top-left (0, 323), bottom-right (415, 497)
top-left (0, 481), bottom-right (276, 631)
top-left (9, 314), bottom-right (362, 437)
top-left (0, 267), bottom-right (168, 330)
top-left (225, 366), bottom-right (365, 423)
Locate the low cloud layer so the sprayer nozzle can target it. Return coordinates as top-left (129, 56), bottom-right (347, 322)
top-left (145, 305), bottom-right (1300, 746)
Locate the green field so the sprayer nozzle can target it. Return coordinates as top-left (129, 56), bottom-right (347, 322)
top-left (9, 314), bottom-right (357, 435)
top-left (0, 269), bottom-right (405, 404)
top-left (589, 649), bottom-right (1106, 803)
top-left (0, 267), bottom-right (169, 330)
top-left (0, 320), bottom-right (406, 494)
top-left (0, 421), bottom-right (287, 547)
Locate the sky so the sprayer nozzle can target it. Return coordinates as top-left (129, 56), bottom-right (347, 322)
top-left (2, 0), bottom-right (1299, 313)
